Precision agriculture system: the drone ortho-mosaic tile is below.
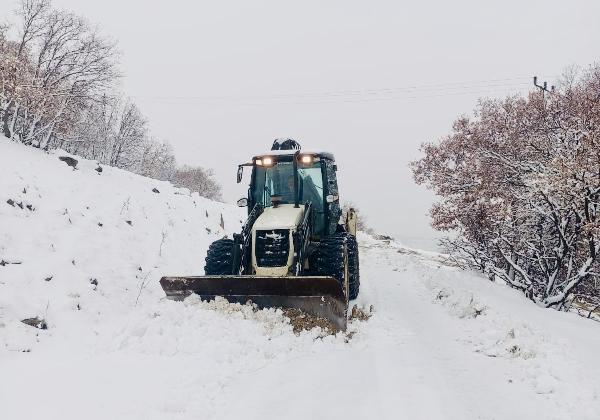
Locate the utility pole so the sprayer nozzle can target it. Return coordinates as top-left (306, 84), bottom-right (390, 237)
top-left (533, 76), bottom-right (554, 98)
top-left (533, 76), bottom-right (555, 112)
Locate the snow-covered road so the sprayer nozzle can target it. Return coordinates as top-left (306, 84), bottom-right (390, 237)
top-left (3, 237), bottom-right (600, 420)
top-left (220, 238), bottom-right (600, 420)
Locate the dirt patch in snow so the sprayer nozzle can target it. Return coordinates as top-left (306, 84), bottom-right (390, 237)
top-left (184, 296), bottom-right (349, 337)
top-left (282, 305), bottom-right (373, 337)
top-left (281, 308), bottom-right (336, 335)
top-left (349, 305), bottom-right (373, 321)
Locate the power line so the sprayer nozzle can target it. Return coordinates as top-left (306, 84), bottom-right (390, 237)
top-left (133, 75), bottom-right (555, 105)
top-left (241, 86), bottom-right (535, 106)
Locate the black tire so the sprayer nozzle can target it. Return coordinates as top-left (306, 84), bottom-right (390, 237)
top-left (204, 239), bottom-right (235, 275)
top-left (345, 234), bottom-right (360, 300)
top-left (312, 233), bottom-right (360, 300)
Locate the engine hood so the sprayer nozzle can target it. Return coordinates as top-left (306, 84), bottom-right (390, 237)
top-left (253, 204), bottom-right (304, 231)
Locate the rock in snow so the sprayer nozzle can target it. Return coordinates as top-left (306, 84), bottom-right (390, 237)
top-left (58, 155), bottom-right (78, 168)
top-left (1, 138), bottom-right (600, 420)
top-left (20, 317), bottom-right (47, 330)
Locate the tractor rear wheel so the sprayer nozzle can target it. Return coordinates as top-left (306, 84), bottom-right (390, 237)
top-left (345, 234), bottom-right (360, 300)
top-left (313, 233), bottom-right (360, 300)
top-left (204, 239), bottom-right (235, 275)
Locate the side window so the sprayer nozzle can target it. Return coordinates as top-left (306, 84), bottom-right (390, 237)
top-left (298, 166), bottom-right (324, 203)
top-left (324, 161), bottom-right (341, 235)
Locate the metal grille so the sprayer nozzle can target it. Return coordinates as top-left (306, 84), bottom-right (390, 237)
top-left (255, 229), bottom-right (290, 267)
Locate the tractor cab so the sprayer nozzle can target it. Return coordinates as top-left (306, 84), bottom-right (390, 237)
top-left (238, 140), bottom-right (341, 239)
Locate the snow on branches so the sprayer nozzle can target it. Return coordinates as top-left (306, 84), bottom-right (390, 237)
top-left (412, 66), bottom-right (600, 309)
top-left (0, 0), bottom-right (119, 148)
top-left (171, 166), bottom-right (223, 202)
top-left (0, 0), bottom-right (222, 200)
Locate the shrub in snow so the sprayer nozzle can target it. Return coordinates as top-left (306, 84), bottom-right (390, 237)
top-left (170, 166), bottom-right (223, 201)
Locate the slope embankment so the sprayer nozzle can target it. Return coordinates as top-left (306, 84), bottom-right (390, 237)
top-left (1, 138), bottom-right (599, 420)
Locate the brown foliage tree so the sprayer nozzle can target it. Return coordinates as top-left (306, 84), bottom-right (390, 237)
top-left (412, 66), bottom-right (600, 309)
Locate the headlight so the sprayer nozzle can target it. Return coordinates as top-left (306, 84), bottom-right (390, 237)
top-left (299, 154), bottom-right (313, 165)
top-left (262, 157), bottom-right (274, 166)
top-left (255, 158), bottom-right (263, 166)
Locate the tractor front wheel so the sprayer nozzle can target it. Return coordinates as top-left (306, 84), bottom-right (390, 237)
top-left (204, 239), bottom-right (235, 275)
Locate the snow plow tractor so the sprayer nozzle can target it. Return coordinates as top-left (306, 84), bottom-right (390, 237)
top-left (160, 139), bottom-right (359, 330)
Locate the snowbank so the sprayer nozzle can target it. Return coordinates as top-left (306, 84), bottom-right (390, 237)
top-left (0, 139), bottom-right (247, 351)
top-left (1, 138), bottom-right (599, 420)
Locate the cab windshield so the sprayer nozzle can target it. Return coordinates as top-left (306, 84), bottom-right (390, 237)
top-left (252, 160), bottom-right (324, 209)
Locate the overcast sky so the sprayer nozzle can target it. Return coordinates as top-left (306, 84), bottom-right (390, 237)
top-left (7, 0), bottom-right (599, 249)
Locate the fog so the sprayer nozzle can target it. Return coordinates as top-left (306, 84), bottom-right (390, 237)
top-left (24, 0), bottom-right (600, 248)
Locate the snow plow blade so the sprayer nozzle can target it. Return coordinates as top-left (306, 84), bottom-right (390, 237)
top-left (160, 275), bottom-right (348, 331)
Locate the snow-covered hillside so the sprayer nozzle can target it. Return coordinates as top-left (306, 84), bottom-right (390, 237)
top-left (0, 139), bottom-right (244, 351)
top-left (1, 139), bottom-right (600, 420)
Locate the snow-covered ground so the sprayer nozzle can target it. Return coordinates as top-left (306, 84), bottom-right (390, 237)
top-left (1, 139), bottom-right (600, 420)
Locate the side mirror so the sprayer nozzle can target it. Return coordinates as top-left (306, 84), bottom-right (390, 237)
top-left (237, 197), bottom-right (248, 207)
top-left (237, 165), bottom-right (244, 183)
top-left (333, 164), bottom-right (338, 171)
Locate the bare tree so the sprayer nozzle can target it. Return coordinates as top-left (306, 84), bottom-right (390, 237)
top-left (137, 139), bottom-right (177, 181)
top-left (171, 166), bottom-right (223, 201)
top-left (61, 94), bottom-right (119, 161)
top-left (1, 0), bottom-right (119, 148)
top-left (107, 101), bottom-right (146, 169)
top-left (0, 0), bottom-right (220, 201)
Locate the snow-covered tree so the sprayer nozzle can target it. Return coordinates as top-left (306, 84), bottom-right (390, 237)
top-left (171, 166), bottom-right (223, 201)
top-left (137, 139), bottom-right (177, 181)
top-left (0, 0), bottom-right (224, 204)
top-left (412, 66), bottom-right (600, 309)
top-left (0, 0), bottom-right (119, 148)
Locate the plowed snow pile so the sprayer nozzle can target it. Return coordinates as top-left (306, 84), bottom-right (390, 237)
top-left (1, 139), bottom-right (600, 420)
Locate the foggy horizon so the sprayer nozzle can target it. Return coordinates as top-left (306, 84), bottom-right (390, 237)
top-left (6, 0), bottom-right (600, 249)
